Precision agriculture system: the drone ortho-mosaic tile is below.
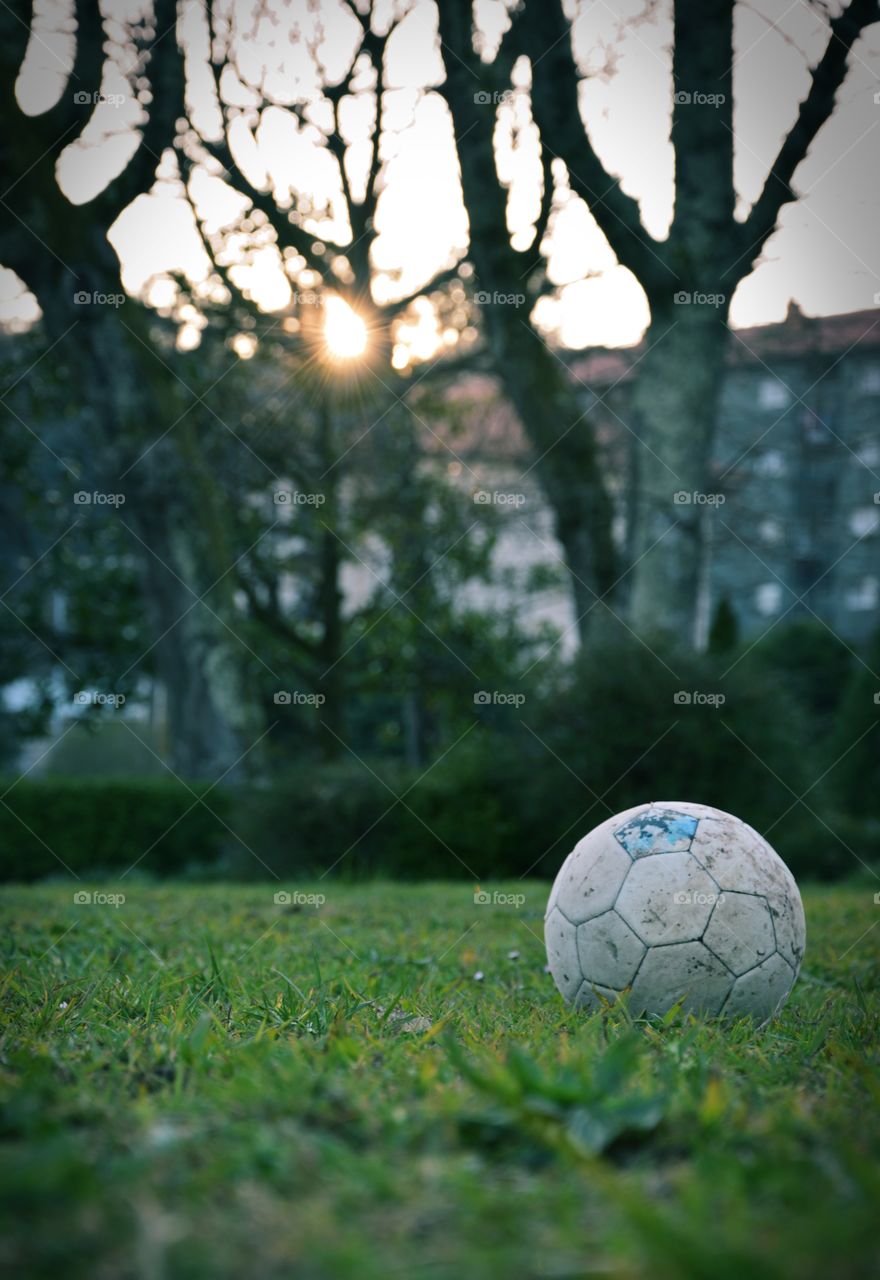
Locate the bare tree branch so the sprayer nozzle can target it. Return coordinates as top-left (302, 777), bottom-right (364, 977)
top-left (739, 0), bottom-right (878, 267)
top-left (523, 0), bottom-right (671, 296)
top-left (530, 146), bottom-right (555, 254)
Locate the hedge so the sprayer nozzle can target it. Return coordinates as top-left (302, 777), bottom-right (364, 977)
top-left (0, 779), bottom-right (232, 881)
top-left (3, 628), bottom-right (876, 883)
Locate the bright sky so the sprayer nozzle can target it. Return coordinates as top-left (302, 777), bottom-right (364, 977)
top-left (4, 0), bottom-right (880, 351)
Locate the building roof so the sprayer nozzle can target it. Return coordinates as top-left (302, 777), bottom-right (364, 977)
top-left (419, 304), bottom-right (880, 461)
top-left (569, 304), bottom-right (880, 386)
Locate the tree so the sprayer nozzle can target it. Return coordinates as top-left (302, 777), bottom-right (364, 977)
top-left (826, 627), bottom-right (880, 819)
top-left (210, 336), bottom-right (533, 768)
top-left (707, 596), bottom-right (739, 653)
top-left (435, 5), bottom-right (618, 636)
top-left (0, 0), bottom-right (265, 777)
top-left (437, 0), bottom-right (877, 640)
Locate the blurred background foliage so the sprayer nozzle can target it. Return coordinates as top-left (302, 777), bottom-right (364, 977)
top-left (4, 621), bottom-right (878, 883)
top-left (1, 0), bottom-right (877, 888)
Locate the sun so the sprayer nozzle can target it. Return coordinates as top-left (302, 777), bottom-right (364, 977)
top-left (324, 295), bottom-right (368, 359)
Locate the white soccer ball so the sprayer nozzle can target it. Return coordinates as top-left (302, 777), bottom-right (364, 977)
top-left (545, 802), bottom-right (805, 1023)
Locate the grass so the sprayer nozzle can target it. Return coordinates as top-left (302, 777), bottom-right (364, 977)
top-left (1, 879), bottom-right (878, 1279)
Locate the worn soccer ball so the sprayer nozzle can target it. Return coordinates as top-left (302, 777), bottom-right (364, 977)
top-left (545, 802), bottom-right (805, 1023)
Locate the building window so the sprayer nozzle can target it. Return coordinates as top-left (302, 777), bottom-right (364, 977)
top-left (801, 406), bottom-right (833, 444)
top-left (855, 441), bottom-right (880, 468)
top-left (755, 582), bottom-right (783, 615)
top-left (849, 508), bottom-right (880, 538)
top-left (758, 378), bottom-right (791, 410)
top-left (858, 364), bottom-right (880, 394)
top-left (754, 449), bottom-right (786, 477)
top-left (845, 577), bottom-right (879, 611)
top-left (759, 519), bottom-right (782, 544)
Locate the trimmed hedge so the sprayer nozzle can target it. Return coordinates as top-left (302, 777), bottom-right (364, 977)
top-left (0, 779), bottom-right (232, 882)
top-left (1, 767), bottom-right (874, 886)
top-left (230, 632), bottom-right (877, 883)
top-left (3, 627), bottom-right (876, 884)
top-left (231, 758), bottom-right (519, 881)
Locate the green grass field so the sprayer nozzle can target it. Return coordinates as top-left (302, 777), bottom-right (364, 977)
top-left (2, 881), bottom-right (878, 1279)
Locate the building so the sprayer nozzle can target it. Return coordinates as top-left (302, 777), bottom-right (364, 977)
top-left (437, 304), bottom-right (880, 648)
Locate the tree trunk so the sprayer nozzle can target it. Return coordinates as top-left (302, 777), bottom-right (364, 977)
top-left (71, 300), bottom-right (261, 780)
top-left (483, 307), bottom-right (618, 632)
top-left (315, 408), bottom-right (346, 758)
top-left (435, 0), bottom-right (618, 639)
top-left (627, 304), bottom-right (730, 640)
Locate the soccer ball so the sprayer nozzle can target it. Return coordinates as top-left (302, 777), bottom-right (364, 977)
top-left (545, 802), bottom-right (805, 1023)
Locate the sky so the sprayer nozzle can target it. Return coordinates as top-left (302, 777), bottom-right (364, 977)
top-left (3, 0), bottom-right (880, 352)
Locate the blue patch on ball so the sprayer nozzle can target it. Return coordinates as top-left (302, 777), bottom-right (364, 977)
top-left (614, 810), bottom-right (699, 857)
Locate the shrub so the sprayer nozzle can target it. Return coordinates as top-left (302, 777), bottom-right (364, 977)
top-left (231, 761), bottom-right (410, 879)
top-left (506, 632), bottom-right (814, 862)
top-left (708, 596), bottom-right (739, 653)
top-left (767, 809), bottom-right (880, 881)
top-left (232, 631), bottom-right (855, 882)
top-left (825, 627), bottom-right (880, 822)
top-left (4, 630), bottom-right (863, 883)
top-left (0, 779), bottom-right (232, 882)
top-left (734, 619), bottom-right (855, 729)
